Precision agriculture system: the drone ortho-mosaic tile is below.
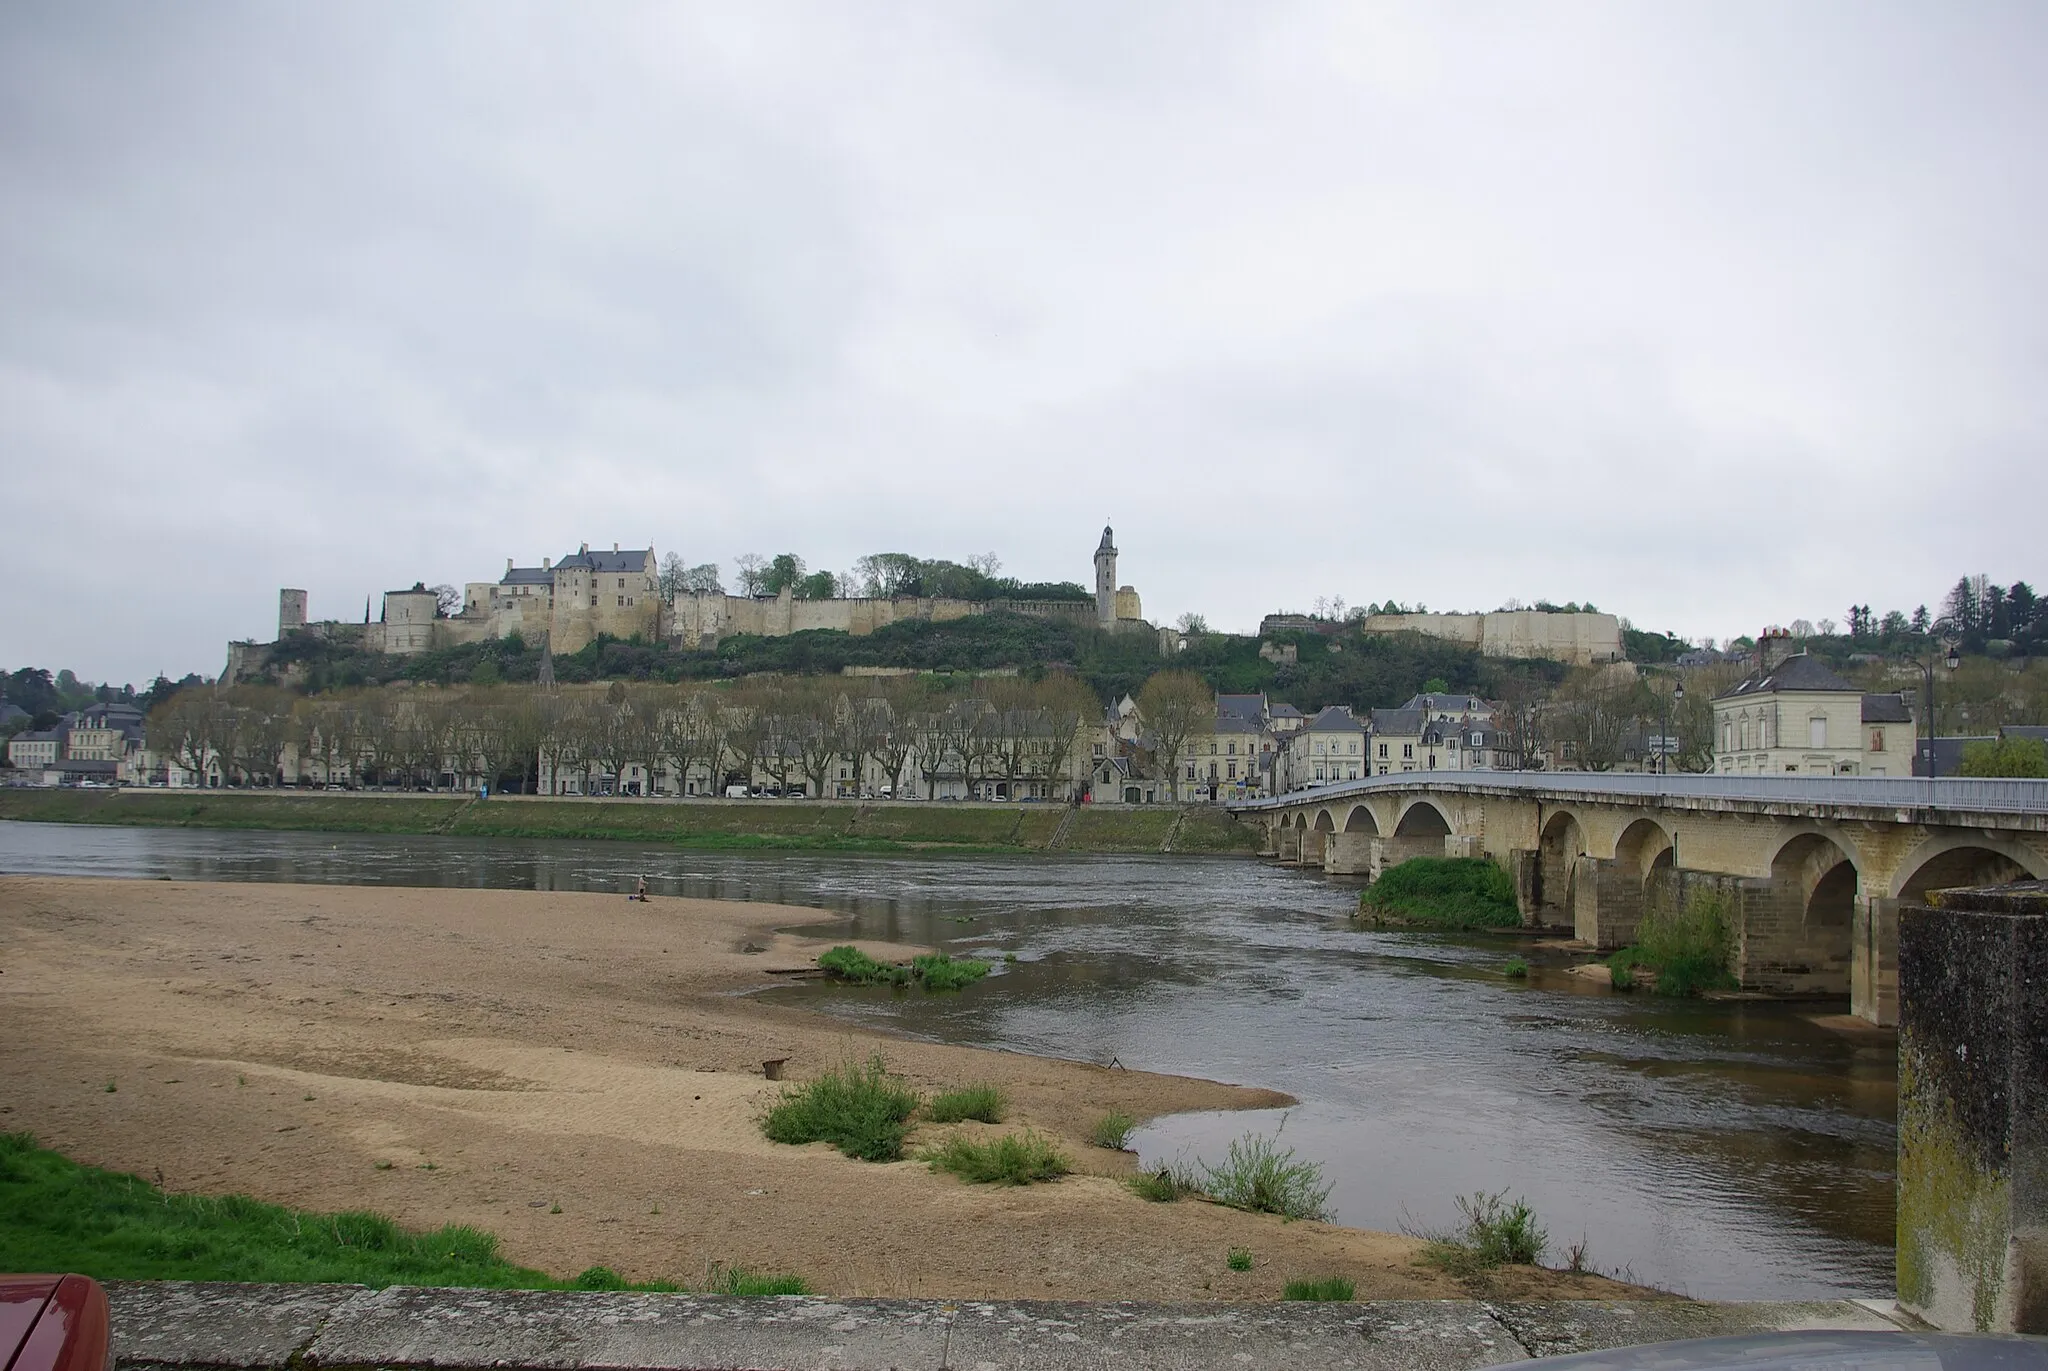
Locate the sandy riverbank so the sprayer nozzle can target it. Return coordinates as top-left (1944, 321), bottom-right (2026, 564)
top-left (0, 875), bottom-right (1646, 1300)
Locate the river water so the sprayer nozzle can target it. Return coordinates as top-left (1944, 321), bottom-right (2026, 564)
top-left (0, 820), bottom-right (1895, 1300)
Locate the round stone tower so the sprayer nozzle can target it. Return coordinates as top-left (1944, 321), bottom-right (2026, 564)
top-left (279, 588), bottom-right (308, 639)
top-left (1093, 526), bottom-right (1117, 628)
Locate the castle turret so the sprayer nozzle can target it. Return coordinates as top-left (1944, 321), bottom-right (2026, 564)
top-left (279, 588), bottom-right (307, 639)
top-left (1094, 525), bottom-right (1117, 629)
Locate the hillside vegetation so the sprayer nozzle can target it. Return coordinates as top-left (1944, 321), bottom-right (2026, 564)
top-left (240, 614), bottom-right (1565, 719)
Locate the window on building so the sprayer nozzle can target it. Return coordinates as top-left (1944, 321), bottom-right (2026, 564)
top-left (1402, 744), bottom-right (1413, 758)
top-left (1227, 741), bottom-right (1236, 755)
top-left (1870, 729), bottom-right (1884, 752)
top-left (1724, 722), bottom-right (1734, 751)
top-left (1809, 716), bottom-right (1827, 748)
top-left (1185, 763), bottom-right (1196, 779)
top-left (1377, 743), bottom-right (1387, 758)
top-left (1227, 762), bottom-right (1237, 778)
top-left (1210, 742), bottom-right (1218, 754)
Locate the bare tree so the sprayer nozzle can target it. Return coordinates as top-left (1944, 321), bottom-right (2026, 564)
top-left (1136, 670), bottom-right (1213, 801)
top-left (1551, 668), bottom-right (1648, 772)
top-left (733, 553), bottom-right (769, 597)
top-left (148, 689), bottom-right (226, 787)
top-left (1492, 672), bottom-right (1548, 770)
top-left (1032, 675), bottom-right (1099, 801)
top-left (432, 584), bottom-right (462, 618)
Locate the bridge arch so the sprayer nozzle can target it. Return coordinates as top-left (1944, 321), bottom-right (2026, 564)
top-left (1766, 831), bottom-right (1860, 993)
top-left (1393, 800), bottom-right (1451, 837)
top-left (1612, 817), bottom-right (1673, 881)
top-left (1535, 810), bottom-right (1588, 932)
top-left (1313, 809), bottom-right (1337, 832)
top-left (1890, 835), bottom-right (2045, 900)
top-left (1343, 804), bottom-right (1380, 835)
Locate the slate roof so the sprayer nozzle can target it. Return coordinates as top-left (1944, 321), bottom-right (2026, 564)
top-left (0, 702), bottom-right (26, 725)
top-left (555, 548), bottom-right (653, 574)
top-left (1369, 707), bottom-right (1425, 736)
top-left (1861, 693), bottom-right (1913, 724)
top-left (1305, 705), bottom-right (1365, 733)
top-left (1213, 715), bottom-right (1264, 735)
top-left (1915, 737), bottom-right (1993, 777)
top-left (1403, 693), bottom-right (1490, 716)
top-left (1714, 652), bottom-right (1858, 700)
top-left (500, 566), bottom-right (554, 586)
top-left (1269, 703), bottom-right (1304, 719)
top-left (1216, 694), bottom-right (1267, 723)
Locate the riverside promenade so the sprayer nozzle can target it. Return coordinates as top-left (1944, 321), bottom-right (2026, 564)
top-left (110, 1282), bottom-right (1909, 1369)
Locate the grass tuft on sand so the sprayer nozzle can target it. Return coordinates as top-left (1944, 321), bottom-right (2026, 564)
top-left (761, 1055), bottom-right (920, 1162)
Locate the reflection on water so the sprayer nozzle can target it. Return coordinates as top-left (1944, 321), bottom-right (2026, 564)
top-left (0, 819), bottom-right (1893, 1299)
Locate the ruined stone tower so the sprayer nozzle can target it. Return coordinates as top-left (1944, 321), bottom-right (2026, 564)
top-left (279, 588), bottom-right (308, 638)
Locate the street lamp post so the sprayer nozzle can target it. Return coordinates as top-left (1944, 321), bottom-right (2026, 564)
top-left (1654, 675), bottom-right (1686, 775)
top-left (1919, 642), bottom-right (1962, 778)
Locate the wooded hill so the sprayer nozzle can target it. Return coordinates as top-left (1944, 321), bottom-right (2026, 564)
top-left (245, 613), bottom-right (1568, 718)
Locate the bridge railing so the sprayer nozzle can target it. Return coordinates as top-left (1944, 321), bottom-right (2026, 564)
top-left (1228, 771), bottom-right (2048, 816)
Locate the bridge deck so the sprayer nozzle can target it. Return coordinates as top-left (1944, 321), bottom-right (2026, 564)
top-left (1230, 772), bottom-right (2048, 819)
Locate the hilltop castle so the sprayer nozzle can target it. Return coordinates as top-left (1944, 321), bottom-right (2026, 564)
top-left (230, 529), bottom-right (1149, 678)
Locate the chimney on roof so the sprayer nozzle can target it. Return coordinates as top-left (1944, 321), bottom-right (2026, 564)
top-left (1757, 627), bottom-right (1795, 673)
top-left (506, 558), bottom-right (513, 574)
top-left (580, 542), bottom-right (589, 555)
top-left (613, 542), bottom-right (619, 553)
top-left (542, 557), bottom-right (551, 571)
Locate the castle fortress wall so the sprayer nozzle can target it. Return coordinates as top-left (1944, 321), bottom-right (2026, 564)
top-left (1359, 610), bottom-right (1623, 665)
top-left (672, 586), bottom-right (1098, 649)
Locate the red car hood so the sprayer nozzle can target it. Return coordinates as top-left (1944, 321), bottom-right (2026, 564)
top-left (0, 1275), bottom-right (111, 1371)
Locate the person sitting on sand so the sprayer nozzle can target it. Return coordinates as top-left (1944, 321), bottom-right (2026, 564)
top-left (631, 875), bottom-right (649, 902)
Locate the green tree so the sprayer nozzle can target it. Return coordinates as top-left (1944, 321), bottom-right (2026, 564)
top-left (1957, 736), bottom-right (2048, 778)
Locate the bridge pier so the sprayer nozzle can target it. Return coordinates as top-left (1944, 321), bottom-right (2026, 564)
top-left (1852, 898), bottom-right (1902, 1026)
top-left (1371, 834), bottom-right (1440, 876)
top-left (1276, 828), bottom-right (1300, 863)
top-left (1300, 829), bottom-right (1327, 866)
top-left (1324, 832), bottom-right (1372, 876)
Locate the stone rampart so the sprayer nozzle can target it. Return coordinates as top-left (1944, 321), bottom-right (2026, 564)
top-left (1359, 610), bottom-right (1623, 665)
top-left (671, 587), bottom-right (1099, 649)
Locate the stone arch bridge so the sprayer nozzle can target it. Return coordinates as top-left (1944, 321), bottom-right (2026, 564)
top-left (1229, 774), bottom-right (2048, 1025)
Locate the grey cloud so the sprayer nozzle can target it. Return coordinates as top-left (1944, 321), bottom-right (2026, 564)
top-left (2, 1), bottom-right (2044, 681)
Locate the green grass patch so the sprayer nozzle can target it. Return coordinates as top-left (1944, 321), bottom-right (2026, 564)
top-left (1199, 1132), bottom-right (1333, 1221)
top-left (1357, 857), bottom-right (1520, 930)
top-left (1629, 889), bottom-right (1739, 997)
top-left (1407, 1190), bottom-right (1549, 1277)
top-left (925, 1085), bottom-right (1007, 1124)
top-left (1502, 956), bottom-right (1529, 979)
top-left (761, 1055), bottom-right (919, 1162)
top-left (817, 945), bottom-right (910, 987)
top-left (910, 951), bottom-right (991, 992)
top-left (1063, 808), bottom-right (1180, 852)
top-left (702, 1263), bottom-right (811, 1297)
top-left (0, 1131), bottom-right (683, 1290)
top-left (1226, 1247), bottom-right (1253, 1272)
top-left (1282, 1276), bottom-right (1354, 1301)
top-left (1170, 809), bottom-right (1263, 854)
top-left (923, 1131), bottom-right (1071, 1185)
top-left (1091, 1112), bottom-right (1137, 1150)
top-left (1128, 1165), bottom-right (1197, 1203)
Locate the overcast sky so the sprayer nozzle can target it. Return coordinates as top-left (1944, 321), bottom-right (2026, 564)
top-left (4, 2), bottom-right (2044, 685)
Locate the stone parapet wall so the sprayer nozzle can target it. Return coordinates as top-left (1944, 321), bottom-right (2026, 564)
top-left (105, 1282), bottom-right (1906, 1371)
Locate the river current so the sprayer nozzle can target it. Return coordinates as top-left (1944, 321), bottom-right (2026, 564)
top-left (0, 819), bottom-right (1894, 1299)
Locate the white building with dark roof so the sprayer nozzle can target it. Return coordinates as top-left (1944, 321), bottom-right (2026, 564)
top-left (1712, 652), bottom-right (1916, 777)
